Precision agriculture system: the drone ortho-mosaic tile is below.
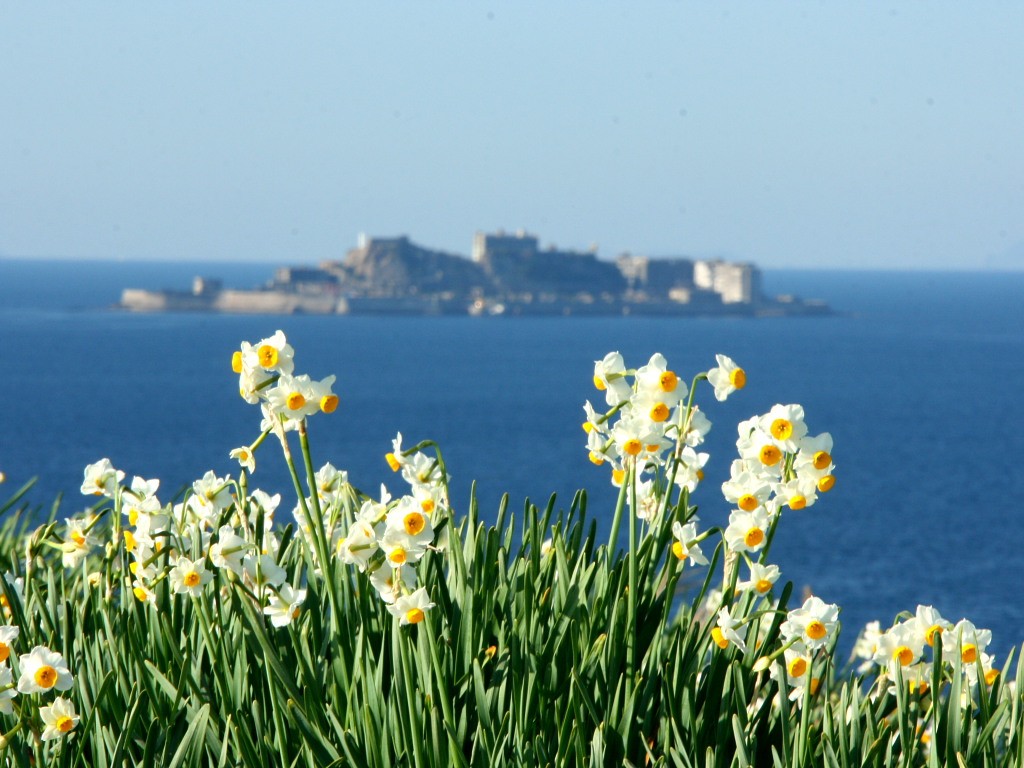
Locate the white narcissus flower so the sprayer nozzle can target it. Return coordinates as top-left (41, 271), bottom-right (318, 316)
top-left (670, 521), bottom-right (708, 566)
top-left (629, 478), bottom-right (662, 523)
top-left (62, 516), bottom-right (98, 568)
top-left (210, 526), bottom-right (249, 576)
top-left (387, 587), bottom-right (435, 626)
top-left (713, 606), bottom-right (748, 653)
top-left (190, 470), bottom-right (233, 519)
top-left (335, 520), bottom-right (378, 572)
top-left (246, 330), bottom-right (295, 375)
top-left (634, 353), bottom-right (684, 408)
top-left (308, 374), bottom-right (339, 414)
top-left (266, 374), bottom-right (321, 419)
top-left (17, 646), bottom-right (74, 694)
top-left (774, 476), bottom-right (819, 511)
top-left (942, 619), bottom-right (993, 667)
top-left (370, 564), bottom-right (417, 604)
top-left (911, 605), bottom-right (953, 650)
top-left (593, 352), bottom-right (633, 407)
top-left (758, 404), bottom-right (808, 454)
top-left (243, 554), bottom-right (287, 591)
top-left (872, 621), bottom-right (925, 674)
top-left (263, 584), bottom-right (307, 628)
top-left (169, 556), bottom-right (212, 597)
top-left (737, 563), bottom-right (781, 596)
top-left (315, 463), bottom-right (349, 504)
top-left (40, 696), bottom-right (80, 740)
top-left (707, 355), bottom-right (746, 402)
top-left (385, 433), bottom-right (407, 472)
top-left (780, 596), bottom-right (841, 650)
top-left (80, 458), bottom-right (124, 498)
top-left (723, 508), bottom-right (770, 554)
top-left (769, 640), bottom-right (814, 704)
top-left (722, 466), bottom-right (772, 512)
top-left (230, 446), bottom-right (256, 473)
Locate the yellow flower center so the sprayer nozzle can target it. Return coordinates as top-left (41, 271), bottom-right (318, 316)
top-left (812, 451), bottom-right (832, 470)
top-left (671, 541), bottom-right (687, 561)
top-left (806, 620), bottom-right (827, 641)
top-left (582, 422), bottom-right (594, 433)
top-left (133, 586), bottom-right (149, 602)
top-left (320, 394), bottom-right (339, 414)
top-left (420, 499), bottom-right (435, 514)
top-left (985, 668), bottom-right (1000, 686)
top-left (711, 627), bottom-right (729, 649)
top-left (788, 657), bottom-right (808, 678)
top-left (788, 494), bottom-right (807, 510)
top-left (385, 453), bottom-right (401, 471)
top-left (71, 530), bottom-right (87, 547)
top-left (659, 371), bottom-right (679, 392)
top-left (611, 469), bottom-right (625, 484)
top-left (755, 578), bottom-right (773, 594)
top-left (771, 418), bottom-right (793, 441)
top-left (588, 451), bottom-right (606, 466)
top-left (231, 350), bottom-right (243, 373)
top-left (183, 571), bottom-right (201, 588)
top-left (128, 508), bottom-right (139, 526)
top-left (962, 644), bottom-right (978, 664)
top-left (744, 528), bottom-right (764, 548)
top-left (258, 344), bottom-right (279, 368)
top-left (759, 445), bottom-right (782, 466)
top-left (389, 548), bottom-right (407, 565)
top-left (0, 643), bottom-right (8, 663)
top-left (57, 715), bottom-right (75, 733)
top-left (649, 403), bottom-right (670, 422)
top-left (738, 494), bottom-right (759, 512)
top-left (35, 665), bottom-right (58, 689)
top-left (809, 677), bottom-right (821, 695)
top-left (404, 512), bottom-right (426, 536)
top-left (730, 368), bottom-right (746, 389)
top-left (123, 530), bottom-right (136, 552)
top-left (925, 624), bottom-right (943, 647)
top-left (286, 392), bottom-right (306, 411)
top-left (817, 475), bottom-right (835, 493)
top-left (623, 439), bottom-right (643, 456)
top-left (893, 645), bottom-right (914, 666)
top-left (593, 375), bottom-right (607, 391)
top-left (406, 608), bottom-right (426, 625)
top-left (291, 606), bottom-right (302, 621)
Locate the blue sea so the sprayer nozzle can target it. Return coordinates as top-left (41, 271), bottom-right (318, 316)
top-left (2, 259), bottom-right (1023, 658)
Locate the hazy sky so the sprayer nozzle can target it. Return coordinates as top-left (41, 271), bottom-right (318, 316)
top-left (2, 3), bottom-right (1022, 270)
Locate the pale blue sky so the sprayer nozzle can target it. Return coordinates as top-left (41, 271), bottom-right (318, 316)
top-left (2, 2), bottom-right (1022, 269)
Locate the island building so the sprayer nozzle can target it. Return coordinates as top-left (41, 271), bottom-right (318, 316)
top-left (119, 230), bottom-right (828, 317)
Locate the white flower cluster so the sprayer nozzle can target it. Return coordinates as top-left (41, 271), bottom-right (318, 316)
top-left (333, 433), bottom-right (444, 625)
top-left (231, 330), bottom-right (339, 462)
top-left (719, 403), bottom-right (837, 597)
top-left (76, 458), bottom-right (307, 629)
top-left (853, 606), bottom-right (998, 694)
top-left (0, 625), bottom-right (79, 740)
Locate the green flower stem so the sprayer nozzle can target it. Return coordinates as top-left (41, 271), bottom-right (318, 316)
top-left (605, 470), bottom-right (630, 552)
top-left (626, 461), bottom-right (638, 704)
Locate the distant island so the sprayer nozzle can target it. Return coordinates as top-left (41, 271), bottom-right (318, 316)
top-left (119, 230), bottom-right (830, 317)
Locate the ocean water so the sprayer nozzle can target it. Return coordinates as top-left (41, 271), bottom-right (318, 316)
top-left (2, 259), bottom-right (1023, 657)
